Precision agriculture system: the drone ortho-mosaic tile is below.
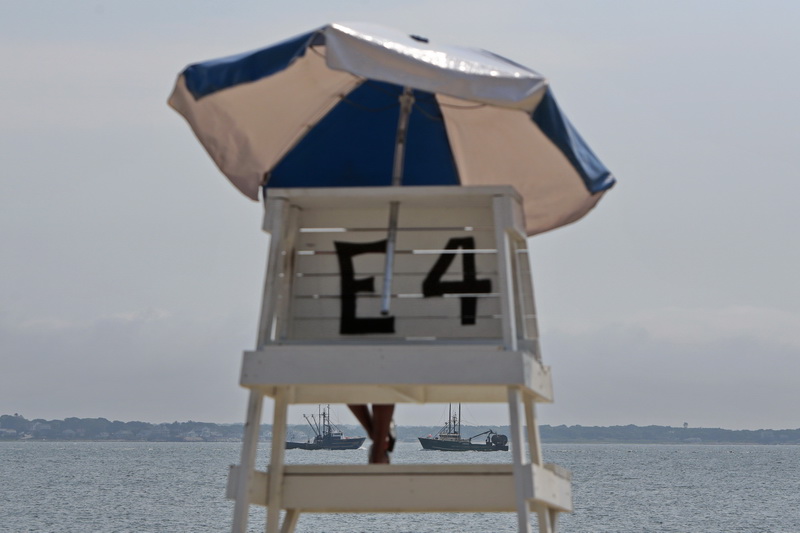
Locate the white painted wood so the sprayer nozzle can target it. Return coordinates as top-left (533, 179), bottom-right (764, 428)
top-left (231, 391), bottom-right (264, 533)
top-left (508, 387), bottom-right (533, 533)
top-left (227, 463), bottom-right (572, 513)
top-left (247, 384), bottom-right (525, 405)
top-left (274, 206), bottom-right (301, 344)
top-left (294, 228), bottom-right (496, 251)
top-left (542, 463), bottom-right (573, 518)
top-left (288, 246), bottom-right (500, 339)
top-left (288, 296), bottom-right (503, 322)
top-left (266, 390), bottom-right (289, 533)
top-left (265, 185), bottom-right (523, 208)
top-left (291, 254), bottom-right (499, 285)
top-left (494, 196), bottom-right (518, 351)
top-left (257, 198), bottom-right (293, 346)
top-left (534, 503), bottom-right (554, 533)
top-left (280, 509), bottom-right (299, 533)
top-left (297, 210), bottom-right (494, 234)
top-left (290, 272), bottom-right (501, 298)
top-left (550, 508), bottom-right (560, 533)
top-left (240, 346), bottom-right (553, 403)
top-left (259, 187), bottom-right (529, 345)
top-left (526, 398), bottom-right (543, 467)
top-left (228, 186), bottom-right (571, 533)
top-left (287, 318), bottom-right (502, 341)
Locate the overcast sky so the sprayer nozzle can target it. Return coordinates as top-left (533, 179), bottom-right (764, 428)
top-left (2, 1), bottom-right (799, 431)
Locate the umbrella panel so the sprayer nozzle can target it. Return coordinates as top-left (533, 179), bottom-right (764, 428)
top-left (266, 81), bottom-right (460, 189)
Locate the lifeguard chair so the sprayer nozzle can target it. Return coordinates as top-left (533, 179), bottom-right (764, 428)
top-left (227, 185), bottom-right (573, 533)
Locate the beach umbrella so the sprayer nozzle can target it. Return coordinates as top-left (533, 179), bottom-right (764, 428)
top-left (168, 22), bottom-right (616, 311)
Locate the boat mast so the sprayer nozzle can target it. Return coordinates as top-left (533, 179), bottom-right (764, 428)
top-left (303, 414), bottom-right (320, 438)
top-left (448, 404), bottom-right (452, 433)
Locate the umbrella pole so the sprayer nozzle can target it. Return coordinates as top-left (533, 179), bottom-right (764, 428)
top-left (381, 87), bottom-right (414, 316)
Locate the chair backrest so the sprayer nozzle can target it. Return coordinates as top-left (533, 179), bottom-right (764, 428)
top-left (257, 186), bottom-right (539, 358)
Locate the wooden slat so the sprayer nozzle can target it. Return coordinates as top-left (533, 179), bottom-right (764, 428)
top-left (287, 316), bottom-right (502, 340)
top-left (253, 384), bottom-right (529, 404)
top-left (266, 185), bottom-right (521, 208)
top-left (226, 463), bottom-right (572, 513)
top-left (289, 294), bottom-right (502, 318)
top-left (298, 205), bottom-right (496, 230)
top-left (293, 250), bottom-right (499, 277)
top-left (294, 228), bottom-right (496, 252)
top-left (240, 347), bottom-right (555, 403)
top-left (290, 273), bottom-right (500, 297)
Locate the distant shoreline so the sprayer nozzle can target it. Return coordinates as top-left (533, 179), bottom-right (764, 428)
top-left (2, 414), bottom-right (799, 445)
top-left (4, 437), bottom-right (800, 445)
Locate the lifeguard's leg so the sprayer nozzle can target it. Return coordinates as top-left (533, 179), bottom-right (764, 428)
top-left (347, 404), bottom-right (374, 436)
top-left (369, 404), bottom-right (394, 464)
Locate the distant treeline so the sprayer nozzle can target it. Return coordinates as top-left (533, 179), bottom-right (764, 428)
top-left (2, 414), bottom-right (798, 444)
top-left (0, 414), bottom-right (246, 442)
top-left (538, 424), bottom-right (800, 445)
top-left (399, 424), bottom-right (800, 445)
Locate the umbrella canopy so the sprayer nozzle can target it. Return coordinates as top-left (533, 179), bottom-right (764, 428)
top-left (169, 22), bottom-right (615, 236)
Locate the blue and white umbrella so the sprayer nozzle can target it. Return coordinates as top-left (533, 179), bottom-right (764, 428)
top-left (169, 22), bottom-right (615, 237)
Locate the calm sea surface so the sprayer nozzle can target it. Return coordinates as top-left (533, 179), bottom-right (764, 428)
top-left (1, 441), bottom-right (798, 532)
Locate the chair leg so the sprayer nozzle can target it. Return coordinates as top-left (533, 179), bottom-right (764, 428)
top-left (280, 509), bottom-right (300, 533)
top-left (549, 508), bottom-right (560, 533)
top-left (266, 390), bottom-right (289, 533)
top-left (508, 387), bottom-right (532, 533)
top-left (524, 397), bottom-right (543, 467)
top-left (231, 391), bottom-right (263, 533)
top-left (535, 503), bottom-right (554, 533)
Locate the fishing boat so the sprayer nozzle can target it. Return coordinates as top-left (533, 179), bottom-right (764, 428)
top-left (285, 405), bottom-right (367, 450)
top-left (418, 404), bottom-right (509, 451)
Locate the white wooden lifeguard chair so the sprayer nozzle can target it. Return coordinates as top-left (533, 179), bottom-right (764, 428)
top-left (227, 185), bottom-right (572, 533)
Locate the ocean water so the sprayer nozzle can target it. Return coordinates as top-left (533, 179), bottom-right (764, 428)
top-left (1, 441), bottom-right (798, 532)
